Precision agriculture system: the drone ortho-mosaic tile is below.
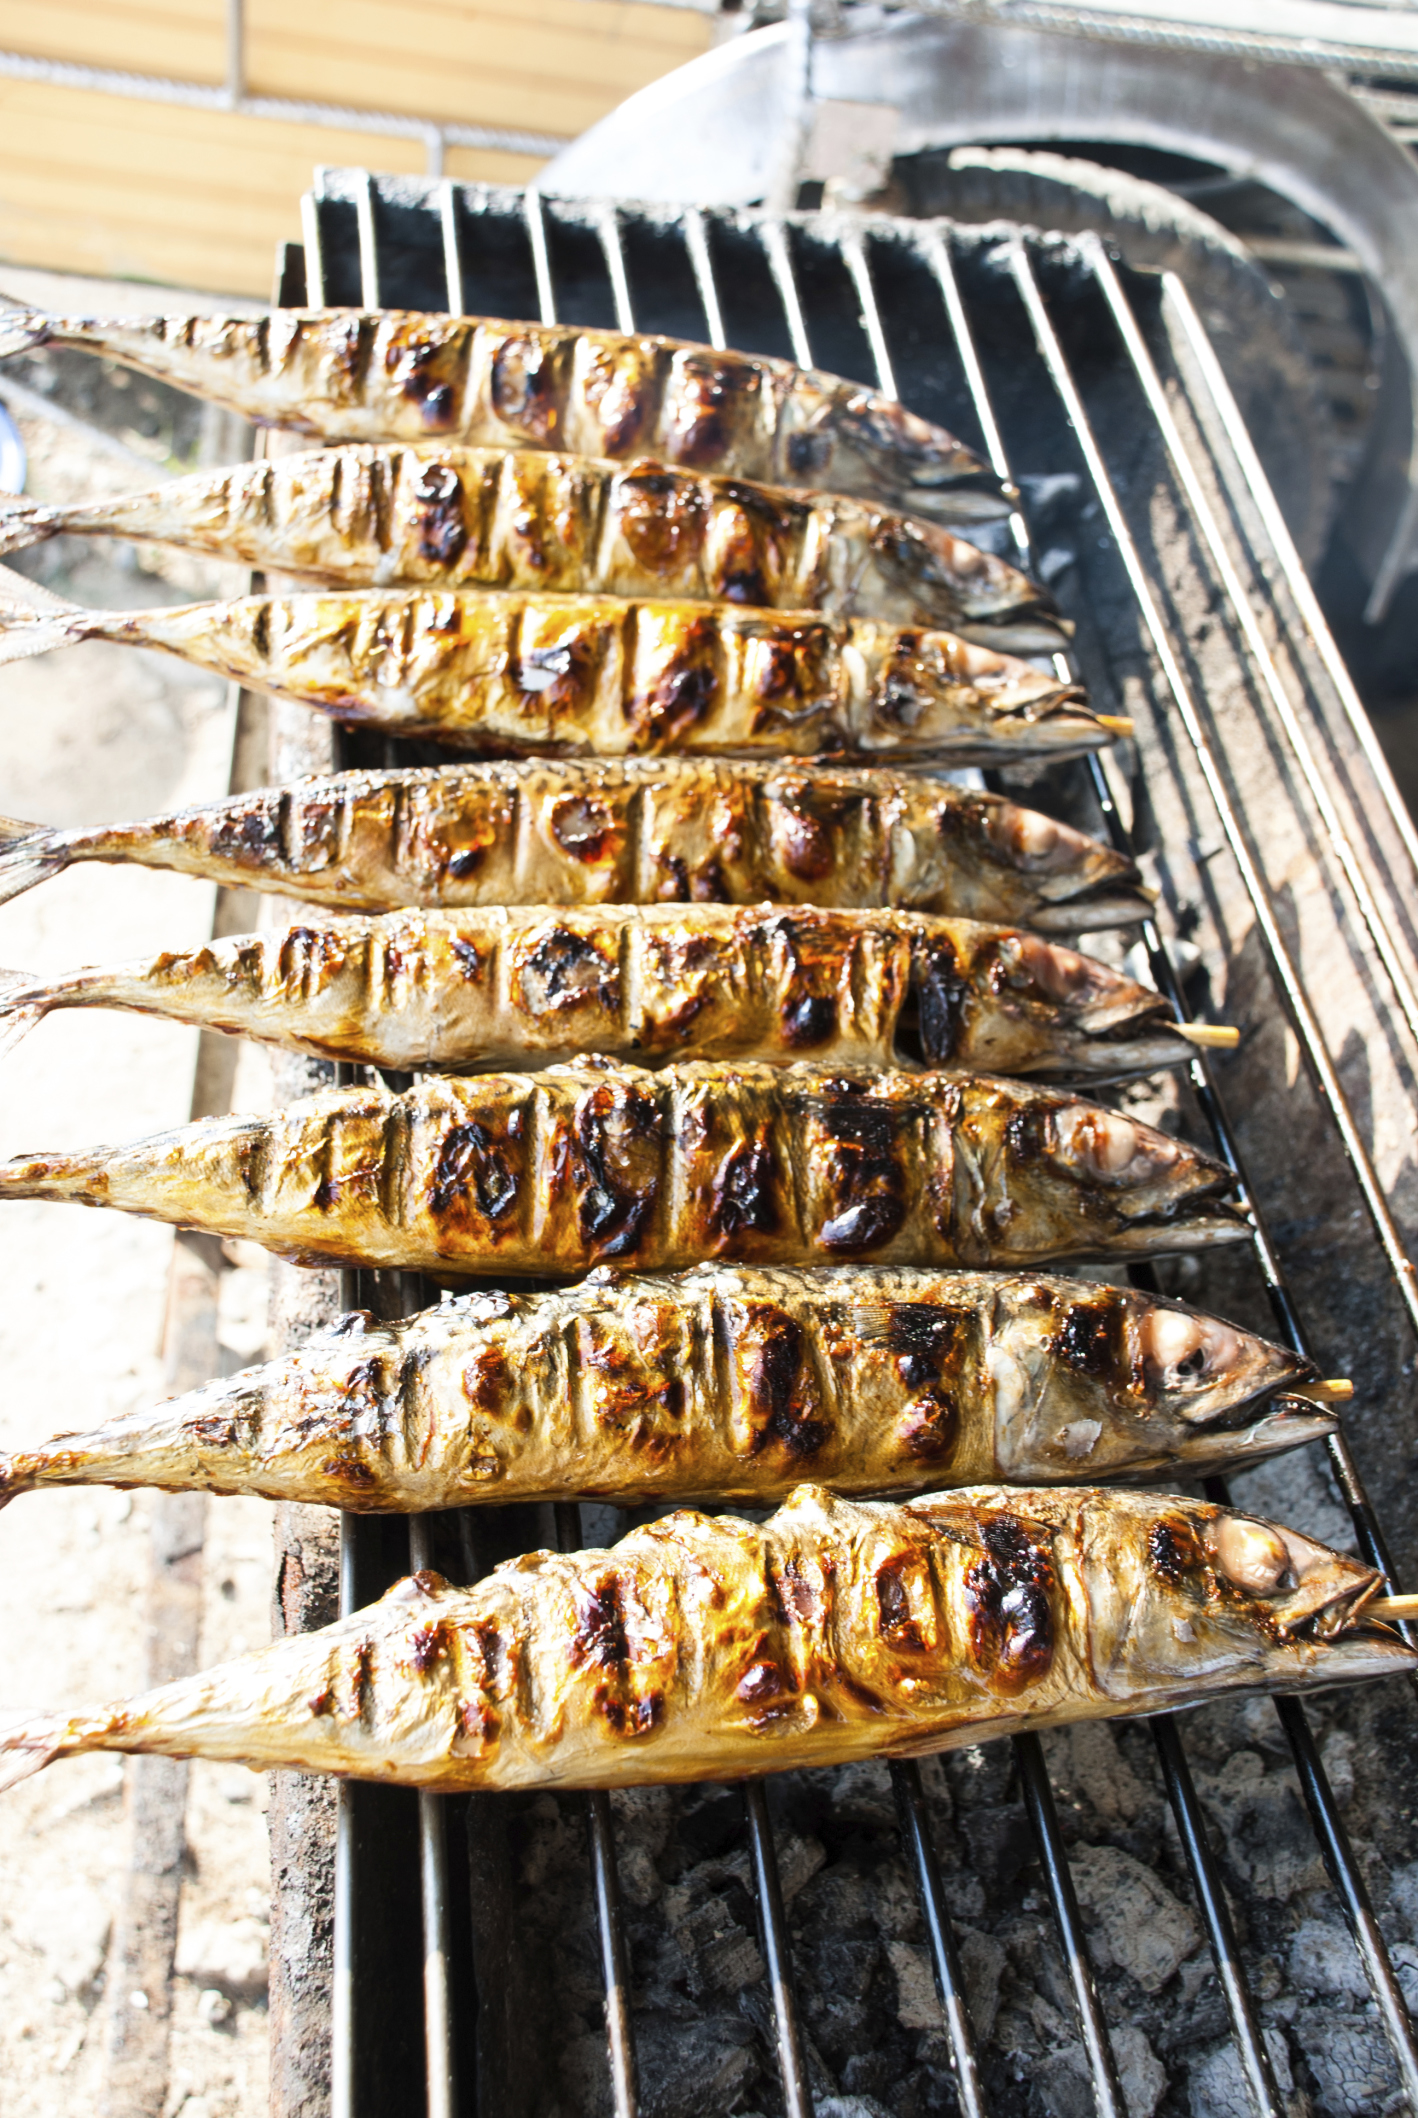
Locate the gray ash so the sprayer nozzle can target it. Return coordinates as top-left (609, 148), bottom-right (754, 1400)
top-left (461, 1669), bottom-right (1418, 2117)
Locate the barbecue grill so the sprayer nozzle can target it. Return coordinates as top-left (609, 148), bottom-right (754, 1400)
top-left (262, 170), bottom-right (1418, 2118)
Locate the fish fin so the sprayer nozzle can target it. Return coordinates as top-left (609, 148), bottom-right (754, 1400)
top-left (0, 970), bottom-right (43, 1057)
top-left (0, 824), bottom-right (66, 906)
top-left (0, 309), bottom-right (49, 362)
top-left (0, 496), bottom-right (57, 557)
top-left (0, 1720), bottom-right (63, 1793)
top-left (0, 593), bottom-right (87, 665)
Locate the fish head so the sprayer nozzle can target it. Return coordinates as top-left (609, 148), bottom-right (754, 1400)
top-left (979, 800), bottom-right (1151, 929)
top-left (987, 933), bottom-right (1161, 1029)
top-left (792, 387), bottom-right (1007, 515)
top-left (1039, 1091), bottom-right (1243, 1253)
top-left (989, 1280), bottom-right (1327, 1480)
top-left (955, 1081), bottom-right (1246, 1260)
top-left (1078, 1490), bottom-right (1415, 1702)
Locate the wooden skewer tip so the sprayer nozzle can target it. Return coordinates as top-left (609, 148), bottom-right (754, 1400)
top-left (1289, 1377), bottom-right (1355, 1404)
top-left (1176, 1022), bottom-right (1241, 1049)
top-left (1097, 714), bottom-right (1134, 738)
top-left (1366, 1592), bottom-right (1418, 1623)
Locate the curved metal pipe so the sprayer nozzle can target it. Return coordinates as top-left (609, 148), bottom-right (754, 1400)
top-left (543, 14), bottom-right (1418, 609)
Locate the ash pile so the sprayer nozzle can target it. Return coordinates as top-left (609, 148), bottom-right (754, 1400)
top-left (460, 1648), bottom-right (1418, 2117)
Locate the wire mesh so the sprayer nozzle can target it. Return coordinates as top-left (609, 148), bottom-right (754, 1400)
top-left (293, 170), bottom-right (1418, 2118)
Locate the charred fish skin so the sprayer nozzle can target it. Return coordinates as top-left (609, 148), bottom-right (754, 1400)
top-left (0, 448), bottom-right (1055, 646)
top-left (2, 1485), bottom-right (1407, 1796)
top-left (0, 1265), bottom-right (1326, 1513)
top-left (0, 1059), bottom-right (1245, 1276)
top-left (0, 590), bottom-right (1093, 761)
top-left (0, 762), bottom-right (1152, 932)
top-left (0, 313), bottom-right (1005, 518)
top-left (0, 905), bottom-right (1187, 1081)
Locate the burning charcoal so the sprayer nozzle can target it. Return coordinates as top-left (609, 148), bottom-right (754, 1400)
top-left (1289, 1918), bottom-right (1371, 2004)
top-left (960, 1803), bottom-right (1035, 1895)
top-left (1188, 2028), bottom-right (1299, 2118)
top-left (1068, 1844), bottom-right (1201, 1995)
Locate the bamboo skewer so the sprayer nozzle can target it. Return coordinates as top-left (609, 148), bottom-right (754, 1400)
top-left (1097, 714), bottom-right (1135, 738)
top-left (1176, 1023), bottom-right (1242, 1049)
top-left (1366, 1593), bottom-right (1418, 1624)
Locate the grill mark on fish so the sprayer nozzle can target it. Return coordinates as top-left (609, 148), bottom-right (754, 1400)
top-left (2, 1481), bottom-right (1398, 1796)
top-left (20, 764), bottom-right (1147, 933)
top-left (964, 1513), bottom-right (1056, 1692)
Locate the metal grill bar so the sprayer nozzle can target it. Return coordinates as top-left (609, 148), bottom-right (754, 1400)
top-left (744, 1782), bottom-right (816, 2118)
top-left (294, 173), bottom-right (1418, 2118)
top-left (605, 236), bottom-right (822, 2118)
top-left (331, 1513), bottom-right (359, 2118)
top-left (991, 245), bottom-right (1418, 2098)
top-left (1015, 1738), bottom-right (1126, 2118)
top-left (409, 1515), bottom-right (458, 2118)
top-left (910, 226), bottom-right (1344, 2117)
top-left (1151, 1720), bottom-right (1286, 2118)
top-left (890, 1761), bottom-right (987, 2118)
top-left (1009, 235), bottom-right (1418, 1341)
top-left (552, 1503), bottom-right (640, 2118)
top-left (682, 208), bottom-right (726, 352)
top-left (1085, 240), bottom-right (1418, 1153)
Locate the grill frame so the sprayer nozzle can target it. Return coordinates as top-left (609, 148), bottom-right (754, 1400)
top-left (274, 168), bottom-right (1418, 2118)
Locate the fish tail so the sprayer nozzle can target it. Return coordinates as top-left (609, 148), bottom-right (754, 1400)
top-left (0, 1715), bottom-right (66, 1793)
top-left (0, 496), bottom-right (59, 557)
top-left (0, 818), bottom-right (66, 906)
top-left (0, 593), bottom-right (88, 667)
top-left (0, 969), bottom-right (43, 1058)
top-left (0, 1449), bottom-right (33, 1506)
top-left (0, 308), bottom-right (51, 362)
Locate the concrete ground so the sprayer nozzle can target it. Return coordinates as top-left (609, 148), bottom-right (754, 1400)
top-left (0, 267), bottom-right (275, 2118)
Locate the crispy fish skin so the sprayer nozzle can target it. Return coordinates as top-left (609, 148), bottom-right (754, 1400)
top-left (2, 1485), bottom-right (1405, 1795)
top-left (0, 590), bottom-right (1095, 761)
top-left (0, 1266), bottom-right (1328, 1513)
top-left (0, 906), bottom-right (1189, 1080)
top-left (0, 313), bottom-right (1004, 517)
top-left (0, 761), bottom-right (1152, 930)
top-left (0, 447), bottom-right (1055, 648)
top-left (0, 1059), bottom-right (1244, 1275)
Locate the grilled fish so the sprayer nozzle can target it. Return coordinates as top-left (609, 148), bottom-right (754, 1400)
top-left (0, 589), bottom-right (1108, 761)
top-left (0, 1058), bottom-right (1244, 1275)
top-left (0, 446), bottom-right (1057, 648)
top-left (0, 1266), bottom-right (1328, 1513)
top-left (0, 759), bottom-right (1153, 931)
top-left (0, 906), bottom-right (1191, 1081)
top-left (0, 310), bottom-right (1006, 519)
top-left (1, 1485), bottom-right (1405, 1795)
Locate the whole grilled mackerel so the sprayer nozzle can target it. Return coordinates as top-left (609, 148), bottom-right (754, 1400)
top-left (0, 590), bottom-right (1098, 761)
top-left (0, 1059), bottom-right (1244, 1276)
top-left (0, 760), bottom-right (1152, 930)
top-left (0, 1266), bottom-right (1329, 1514)
top-left (0, 446), bottom-right (1056, 649)
top-left (2, 1486), bottom-right (1405, 1796)
top-left (0, 906), bottom-right (1191, 1080)
top-left (0, 311), bottom-right (1007, 519)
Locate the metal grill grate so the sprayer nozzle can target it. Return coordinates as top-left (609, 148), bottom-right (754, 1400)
top-left (287, 168), bottom-right (1418, 2118)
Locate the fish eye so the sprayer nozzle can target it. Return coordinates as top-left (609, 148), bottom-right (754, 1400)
top-left (993, 806), bottom-right (1074, 872)
top-left (1139, 1308), bottom-right (1243, 1396)
top-left (1055, 1106), bottom-right (1178, 1182)
top-left (1002, 934), bottom-right (1093, 1004)
top-left (1207, 1516), bottom-right (1296, 1596)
